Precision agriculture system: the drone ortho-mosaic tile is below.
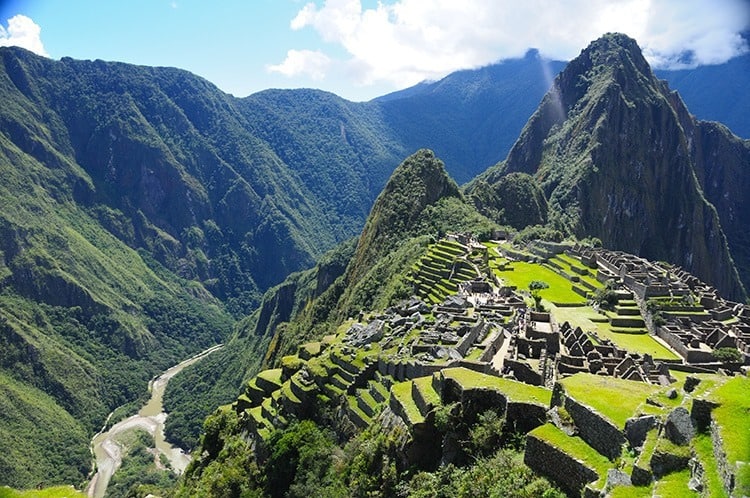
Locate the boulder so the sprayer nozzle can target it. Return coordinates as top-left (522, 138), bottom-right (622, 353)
top-left (624, 415), bottom-right (657, 448)
top-left (664, 407), bottom-right (694, 446)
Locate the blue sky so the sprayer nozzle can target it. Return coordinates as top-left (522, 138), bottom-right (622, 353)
top-left (1, 0), bottom-right (748, 102)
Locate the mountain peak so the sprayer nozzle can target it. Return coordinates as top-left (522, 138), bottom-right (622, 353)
top-left (347, 149), bottom-right (460, 283)
top-left (581, 32), bottom-right (648, 68)
top-left (483, 32), bottom-right (748, 301)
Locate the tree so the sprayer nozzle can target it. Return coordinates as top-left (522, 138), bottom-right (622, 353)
top-left (592, 279), bottom-right (618, 310)
top-left (528, 281), bottom-right (549, 311)
top-left (713, 347), bottom-right (742, 363)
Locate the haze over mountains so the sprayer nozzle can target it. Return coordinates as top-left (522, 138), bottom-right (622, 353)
top-left (0, 32), bottom-right (748, 488)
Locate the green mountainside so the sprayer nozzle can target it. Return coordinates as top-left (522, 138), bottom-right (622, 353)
top-left (1, 31), bottom-right (750, 494)
top-left (469, 33), bottom-right (749, 302)
top-left (0, 46), bottom-right (407, 487)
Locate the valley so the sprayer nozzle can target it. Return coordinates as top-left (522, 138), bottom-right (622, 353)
top-left (87, 344), bottom-right (222, 498)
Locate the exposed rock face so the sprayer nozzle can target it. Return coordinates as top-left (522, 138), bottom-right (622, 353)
top-left (476, 33), bottom-right (747, 301)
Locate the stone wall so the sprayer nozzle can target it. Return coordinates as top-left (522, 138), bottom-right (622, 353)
top-left (378, 357), bottom-right (450, 381)
top-left (565, 396), bottom-right (624, 460)
top-left (438, 375), bottom-right (508, 424)
top-left (711, 419), bottom-right (736, 496)
top-left (505, 358), bottom-right (543, 385)
top-left (506, 402), bottom-right (547, 433)
top-left (690, 398), bottom-right (718, 432)
top-left (524, 432), bottom-right (600, 496)
top-left (456, 319), bottom-right (485, 356)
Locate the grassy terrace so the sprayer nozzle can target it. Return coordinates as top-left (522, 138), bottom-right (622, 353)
top-left (693, 433), bottom-right (729, 498)
top-left (493, 261), bottom-right (587, 304)
top-left (413, 376), bottom-right (441, 406)
top-left (529, 423), bottom-right (610, 486)
top-left (550, 254), bottom-right (603, 290)
top-left (256, 368), bottom-right (283, 386)
top-left (652, 469), bottom-right (700, 497)
top-left (391, 381), bottom-right (424, 425)
top-left (708, 375), bottom-right (750, 493)
top-left (440, 367), bottom-right (551, 406)
top-left (410, 240), bottom-right (476, 303)
top-left (549, 304), bottom-right (680, 360)
top-left (559, 373), bottom-right (660, 427)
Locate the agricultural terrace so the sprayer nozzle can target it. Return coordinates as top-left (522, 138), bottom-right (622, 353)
top-left (559, 373), bottom-right (661, 427)
top-left (492, 260), bottom-right (588, 305)
top-left (707, 375), bottom-right (750, 494)
top-left (440, 367), bottom-right (551, 406)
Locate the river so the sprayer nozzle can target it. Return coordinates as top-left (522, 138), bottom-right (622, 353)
top-left (86, 344), bottom-right (223, 498)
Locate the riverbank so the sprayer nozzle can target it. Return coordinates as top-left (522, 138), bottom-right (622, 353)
top-left (86, 344), bottom-right (223, 498)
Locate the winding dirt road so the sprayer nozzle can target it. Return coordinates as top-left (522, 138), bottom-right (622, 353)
top-left (86, 344), bottom-right (223, 498)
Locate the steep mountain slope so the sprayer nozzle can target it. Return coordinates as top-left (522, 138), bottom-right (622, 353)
top-left (0, 73), bottom-right (234, 487)
top-left (656, 53), bottom-right (750, 139)
top-left (0, 48), bottom-right (411, 312)
top-left (163, 150), bottom-right (499, 447)
top-left (470, 33), bottom-right (748, 301)
top-left (174, 150), bottom-right (511, 498)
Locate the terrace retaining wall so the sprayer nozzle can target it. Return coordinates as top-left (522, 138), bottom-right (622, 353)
top-left (524, 431), bottom-right (600, 497)
top-left (564, 396), bottom-right (624, 460)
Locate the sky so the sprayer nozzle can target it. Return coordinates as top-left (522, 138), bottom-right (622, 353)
top-left (0, 0), bottom-right (748, 102)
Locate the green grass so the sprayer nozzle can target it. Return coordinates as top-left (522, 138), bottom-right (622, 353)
top-left (357, 389), bottom-right (380, 413)
top-left (607, 484), bottom-right (652, 497)
top-left (559, 373), bottom-right (660, 427)
top-left (391, 381), bottom-right (424, 425)
top-left (693, 433), bottom-right (729, 498)
top-left (652, 469), bottom-right (699, 497)
top-left (413, 376), bottom-right (441, 406)
top-left (636, 428), bottom-right (659, 468)
top-left (465, 347), bottom-right (484, 360)
top-left (347, 395), bottom-right (372, 425)
top-left (257, 368), bottom-right (283, 386)
top-left (709, 375), bottom-right (750, 492)
top-left (493, 261), bottom-right (587, 304)
top-left (299, 342), bottom-right (322, 358)
top-left (0, 487), bottom-right (86, 498)
top-left (441, 367), bottom-right (551, 406)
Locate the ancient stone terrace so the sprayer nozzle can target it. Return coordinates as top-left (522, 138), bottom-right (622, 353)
top-left (234, 237), bottom-right (749, 497)
top-left (571, 245), bottom-right (749, 367)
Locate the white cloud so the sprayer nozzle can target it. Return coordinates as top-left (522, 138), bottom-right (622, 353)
top-left (282, 0), bottom-right (750, 89)
top-left (0, 15), bottom-right (48, 56)
top-left (267, 49), bottom-right (331, 80)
